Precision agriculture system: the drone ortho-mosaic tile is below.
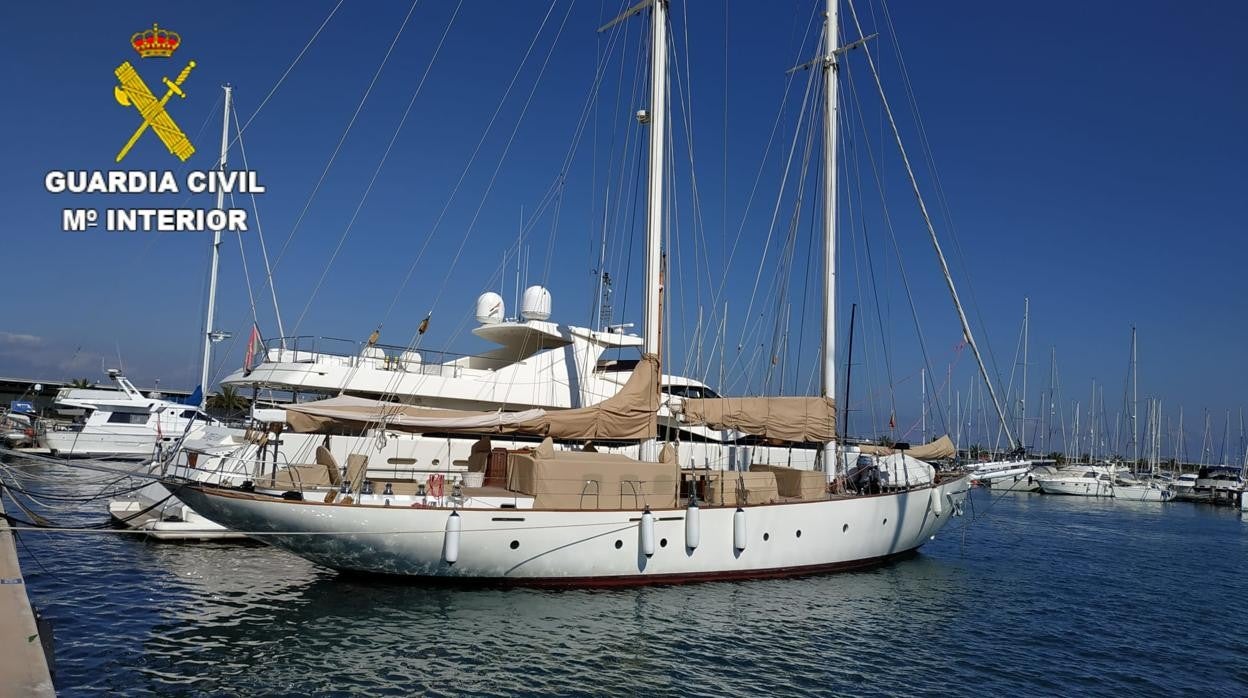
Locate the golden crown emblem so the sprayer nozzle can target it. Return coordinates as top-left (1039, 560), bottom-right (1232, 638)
top-left (131, 23), bottom-right (181, 58)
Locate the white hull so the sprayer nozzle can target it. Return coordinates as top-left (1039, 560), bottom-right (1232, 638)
top-left (1113, 484), bottom-right (1174, 502)
top-left (1037, 479), bottom-right (1113, 497)
top-left (173, 476), bottom-right (971, 585)
top-left (109, 482), bottom-right (244, 541)
top-left (42, 428), bottom-right (162, 459)
top-left (986, 472), bottom-right (1042, 492)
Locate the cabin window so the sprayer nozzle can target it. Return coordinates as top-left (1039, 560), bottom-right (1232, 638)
top-left (180, 410), bottom-right (198, 420)
top-left (660, 385), bottom-right (720, 399)
top-left (107, 412), bottom-right (149, 424)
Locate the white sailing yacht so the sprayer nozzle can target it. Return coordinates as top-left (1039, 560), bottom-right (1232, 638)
top-left (168, 0), bottom-right (979, 584)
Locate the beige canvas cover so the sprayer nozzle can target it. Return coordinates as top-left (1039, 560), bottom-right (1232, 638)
top-left (680, 396), bottom-right (836, 443)
top-left (856, 434), bottom-right (955, 460)
top-left (701, 470), bottom-right (779, 506)
top-left (285, 354), bottom-right (660, 441)
top-left (749, 464), bottom-right (827, 501)
top-left (505, 447), bottom-right (677, 509)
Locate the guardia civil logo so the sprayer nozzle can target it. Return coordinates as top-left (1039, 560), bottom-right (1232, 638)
top-left (113, 24), bottom-right (196, 162)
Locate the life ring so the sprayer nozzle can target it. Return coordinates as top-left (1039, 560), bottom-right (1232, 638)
top-left (427, 474), bottom-right (445, 498)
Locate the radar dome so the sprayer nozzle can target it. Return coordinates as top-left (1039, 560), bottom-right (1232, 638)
top-left (476, 292), bottom-right (505, 325)
top-left (521, 285), bottom-right (552, 321)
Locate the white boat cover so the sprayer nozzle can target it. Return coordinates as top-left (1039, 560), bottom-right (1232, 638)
top-left (856, 434), bottom-right (955, 460)
top-left (679, 396), bottom-right (837, 443)
top-left (284, 354), bottom-right (659, 440)
top-left (876, 453), bottom-right (935, 487)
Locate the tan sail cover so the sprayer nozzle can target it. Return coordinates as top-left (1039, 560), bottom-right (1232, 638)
top-left (680, 396), bottom-right (836, 443)
top-left (856, 434), bottom-right (956, 460)
top-left (284, 354), bottom-right (659, 440)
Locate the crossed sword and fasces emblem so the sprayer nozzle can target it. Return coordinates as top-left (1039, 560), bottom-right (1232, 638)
top-left (113, 60), bottom-right (196, 162)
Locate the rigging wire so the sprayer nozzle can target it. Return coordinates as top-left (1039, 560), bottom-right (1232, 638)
top-left (227, 0), bottom-right (347, 154)
top-left (285, 0), bottom-right (426, 335)
top-left (845, 0), bottom-right (1003, 445)
top-left (378, 1), bottom-right (562, 330)
top-left (231, 102), bottom-right (286, 341)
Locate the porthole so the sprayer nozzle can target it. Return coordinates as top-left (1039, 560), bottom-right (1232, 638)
top-left (660, 538), bottom-right (668, 548)
top-left (842, 523), bottom-right (849, 533)
top-left (762, 532), bottom-right (770, 541)
top-left (614, 539), bottom-right (623, 549)
top-left (882, 518), bottom-right (888, 526)
top-left (796, 530), bottom-right (802, 538)
top-left (509, 540), bottom-right (519, 550)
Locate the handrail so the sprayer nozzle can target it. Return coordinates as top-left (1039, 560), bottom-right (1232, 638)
top-left (257, 335), bottom-right (514, 372)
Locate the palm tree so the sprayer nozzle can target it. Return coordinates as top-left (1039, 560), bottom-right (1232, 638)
top-left (206, 385), bottom-right (249, 415)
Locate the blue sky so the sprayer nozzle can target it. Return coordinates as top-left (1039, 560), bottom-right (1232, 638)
top-left (1, 1), bottom-right (1245, 455)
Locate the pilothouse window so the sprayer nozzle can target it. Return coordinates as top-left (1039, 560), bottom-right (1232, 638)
top-left (107, 412), bottom-right (150, 425)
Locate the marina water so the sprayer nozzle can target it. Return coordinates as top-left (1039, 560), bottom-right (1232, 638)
top-left (8, 457), bottom-right (1247, 696)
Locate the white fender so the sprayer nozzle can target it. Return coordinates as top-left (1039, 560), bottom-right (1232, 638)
top-left (685, 502), bottom-right (701, 550)
top-left (443, 511), bottom-right (461, 564)
top-left (639, 507), bottom-right (655, 557)
top-left (930, 486), bottom-right (945, 517)
top-left (733, 507), bottom-right (747, 551)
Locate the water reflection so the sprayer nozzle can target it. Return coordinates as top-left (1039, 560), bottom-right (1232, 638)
top-left (8, 458), bottom-right (1248, 697)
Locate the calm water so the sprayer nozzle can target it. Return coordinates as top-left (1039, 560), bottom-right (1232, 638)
top-left (6, 457), bottom-right (1248, 697)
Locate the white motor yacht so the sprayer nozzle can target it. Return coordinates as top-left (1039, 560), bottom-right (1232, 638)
top-left (1112, 474), bottom-right (1174, 502)
top-left (1193, 466), bottom-right (1245, 505)
top-left (1036, 465), bottom-right (1116, 497)
top-left (40, 370), bottom-right (222, 460)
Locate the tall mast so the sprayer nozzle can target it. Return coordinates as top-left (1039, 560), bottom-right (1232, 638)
top-left (1131, 325), bottom-right (1138, 466)
top-left (199, 84), bottom-right (232, 411)
top-left (639, 0), bottom-right (667, 462)
top-left (820, 0), bottom-right (840, 477)
top-left (920, 368), bottom-right (927, 444)
top-left (1021, 297), bottom-right (1029, 452)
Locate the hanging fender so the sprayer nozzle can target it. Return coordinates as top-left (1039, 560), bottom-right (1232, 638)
top-left (443, 510), bottom-right (461, 564)
top-left (685, 501), bottom-right (701, 550)
top-left (639, 507), bottom-right (655, 557)
top-left (733, 508), bottom-right (747, 551)
top-left (930, 486), bottom-right (945, 517)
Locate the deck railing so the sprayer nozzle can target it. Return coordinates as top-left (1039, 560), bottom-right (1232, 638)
top-left (257, 336), bottom-right (513, 378)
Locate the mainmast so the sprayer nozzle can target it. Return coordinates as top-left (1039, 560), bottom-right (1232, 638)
top-left (199, 84), bottom-right (232, 411)
top-left (597, 0), bottom-right (665, 462)
top-left (820, 0), bottom-right (840, 478)
top-left (644, 0), bottom-right (668, 461)
top-left (1021, 297), bottom-right (1029, 452)
top-left (1131, 325), bottom-right (1138, 465)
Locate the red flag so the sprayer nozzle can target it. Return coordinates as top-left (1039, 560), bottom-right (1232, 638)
top-left (243, 324), bottom-right (264, 372)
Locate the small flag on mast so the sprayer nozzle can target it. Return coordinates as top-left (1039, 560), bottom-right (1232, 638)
top-left (243, 323), bottom-right (264, 373)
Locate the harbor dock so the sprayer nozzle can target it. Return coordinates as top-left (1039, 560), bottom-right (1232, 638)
top-left (0, 495), bottom-right (55, 696)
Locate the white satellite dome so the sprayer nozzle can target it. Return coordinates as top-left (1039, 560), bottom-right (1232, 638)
top-left (475, 292), bottom-right (505, 325)
top-left (520, 285), bottom-right (552, 321)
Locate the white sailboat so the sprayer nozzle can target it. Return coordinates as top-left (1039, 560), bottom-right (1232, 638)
top-left (168, 0), bottom-right (981, 584)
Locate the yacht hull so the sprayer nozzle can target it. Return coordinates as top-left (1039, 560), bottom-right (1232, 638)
top-left (1113, 484), bottom-right (1174, 502)
top-left (172, 476), bottom-right (971, 586)
top-left (41, 429), bottom-right (157, 459)
top-left (1037, 479), bottom-right (1112, 497)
